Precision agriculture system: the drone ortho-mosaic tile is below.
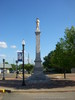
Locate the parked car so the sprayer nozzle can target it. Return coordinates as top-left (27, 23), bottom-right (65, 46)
top-left (10, 70), bottom-right (14, 73)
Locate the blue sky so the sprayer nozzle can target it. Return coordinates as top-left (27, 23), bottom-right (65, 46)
top-left (0, 0), bottom-right (75, 64)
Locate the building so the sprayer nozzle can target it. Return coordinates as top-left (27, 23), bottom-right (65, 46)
top-left (0, 64), bottom-right (12, 73)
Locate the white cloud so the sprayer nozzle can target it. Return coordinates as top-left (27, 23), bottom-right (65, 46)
top-left (0, 42), bottom-right (7, 48)
top-left (11, 45), bottom-right (16, 49)
top-left (0, 54), bottom-right (6, 58)
top-left (16, 50), bottom-right (27, 54)
top-left (16, 50), bottom-right (22, 52)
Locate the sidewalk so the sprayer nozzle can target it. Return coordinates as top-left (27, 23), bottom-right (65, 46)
top-left (1, 87), bottom-right (75, 93)
top-left (0, 76), bottom-right (75, 93)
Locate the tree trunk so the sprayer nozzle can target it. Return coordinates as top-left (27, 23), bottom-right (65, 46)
top-left (64, 69), bottom-right (66, 79)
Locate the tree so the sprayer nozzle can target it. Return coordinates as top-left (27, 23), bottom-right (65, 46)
top-left (18, 64), bottom-right (22, 71)
top-left (51, 41), bottom-right (71, 78)
top-left (5, 62), bottom-right (9, 64)
top-left (64, 26), bottom-right (75, 68)
top-left (24, 64), bottom-right (34, 74)
top-left (11, 64), bottom-right (16, 71)
top-left (43, 51), bottom-right (53, 71)
top-left (43, 26), bottom-right (75, 78)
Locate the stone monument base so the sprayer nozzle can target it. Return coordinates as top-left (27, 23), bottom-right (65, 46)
top-left (26, 67), bottom-right (50, 84)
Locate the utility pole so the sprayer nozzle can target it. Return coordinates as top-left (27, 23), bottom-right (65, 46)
top-left (28, 53), bottom-right (29, 64)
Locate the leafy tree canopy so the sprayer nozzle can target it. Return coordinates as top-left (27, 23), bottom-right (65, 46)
top-left (43, 26), bottom-right (75, 75)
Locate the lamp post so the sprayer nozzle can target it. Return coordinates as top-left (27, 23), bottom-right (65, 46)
top-left (22, 39), bottom-right (26, 86)
top-left (16, 60), bottom-right (18, 78)
top-left (2, 59), bottom-right (5, 80)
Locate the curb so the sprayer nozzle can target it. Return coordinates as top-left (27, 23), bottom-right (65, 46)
top-left (5, 90), bottom-right (11, 93)
top-left (0, 89), bottom-right (5, 93)
top-left (10, 88), bottom-right (75, 93)
top-left (0, 89), bottom-right (11, 93)
top-left (11, 90), bottom-right (75, 93)
top-left (0, 89), bottom-right (75, 93)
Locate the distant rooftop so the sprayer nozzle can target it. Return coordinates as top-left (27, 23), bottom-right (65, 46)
top-left (0, 64), bottom-right (12, 69)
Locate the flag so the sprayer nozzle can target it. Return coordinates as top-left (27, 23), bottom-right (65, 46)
top-left (17, 52), bottom-right (23, 62)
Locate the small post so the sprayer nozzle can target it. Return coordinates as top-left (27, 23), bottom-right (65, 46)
top-left (2, 59), bottom-right (5, 80)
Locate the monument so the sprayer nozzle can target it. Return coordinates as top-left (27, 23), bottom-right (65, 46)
top-left (26, 18), bottom-right (50, 83)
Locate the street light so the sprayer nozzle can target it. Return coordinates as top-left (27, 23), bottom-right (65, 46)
top-left (2, 59), bottom-right (5, 80)
top-left (22, 39), bottom-right (26, 86)
top-left (16, 60), bottom-right (18, 78)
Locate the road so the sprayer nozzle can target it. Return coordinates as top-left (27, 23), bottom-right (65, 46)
top-left (0, 92), bottom-right (75, 100)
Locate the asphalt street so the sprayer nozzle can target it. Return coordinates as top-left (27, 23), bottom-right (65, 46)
top-left (0, 92), bottom-right (75, 100)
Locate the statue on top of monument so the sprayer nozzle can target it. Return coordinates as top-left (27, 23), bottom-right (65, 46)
top-left (36, 18), bottom-right (40, 31)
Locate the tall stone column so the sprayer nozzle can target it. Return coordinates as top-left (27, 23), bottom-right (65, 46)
top-left (26, 18), bottom-right (50, 83)
top-left (34, 18), bottom-right (42, 70)
top-left (33, 18), bottom-right (44, 79)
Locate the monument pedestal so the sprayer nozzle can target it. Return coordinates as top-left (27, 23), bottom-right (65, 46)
top-left (26, 67), bottom-right (50, 83)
